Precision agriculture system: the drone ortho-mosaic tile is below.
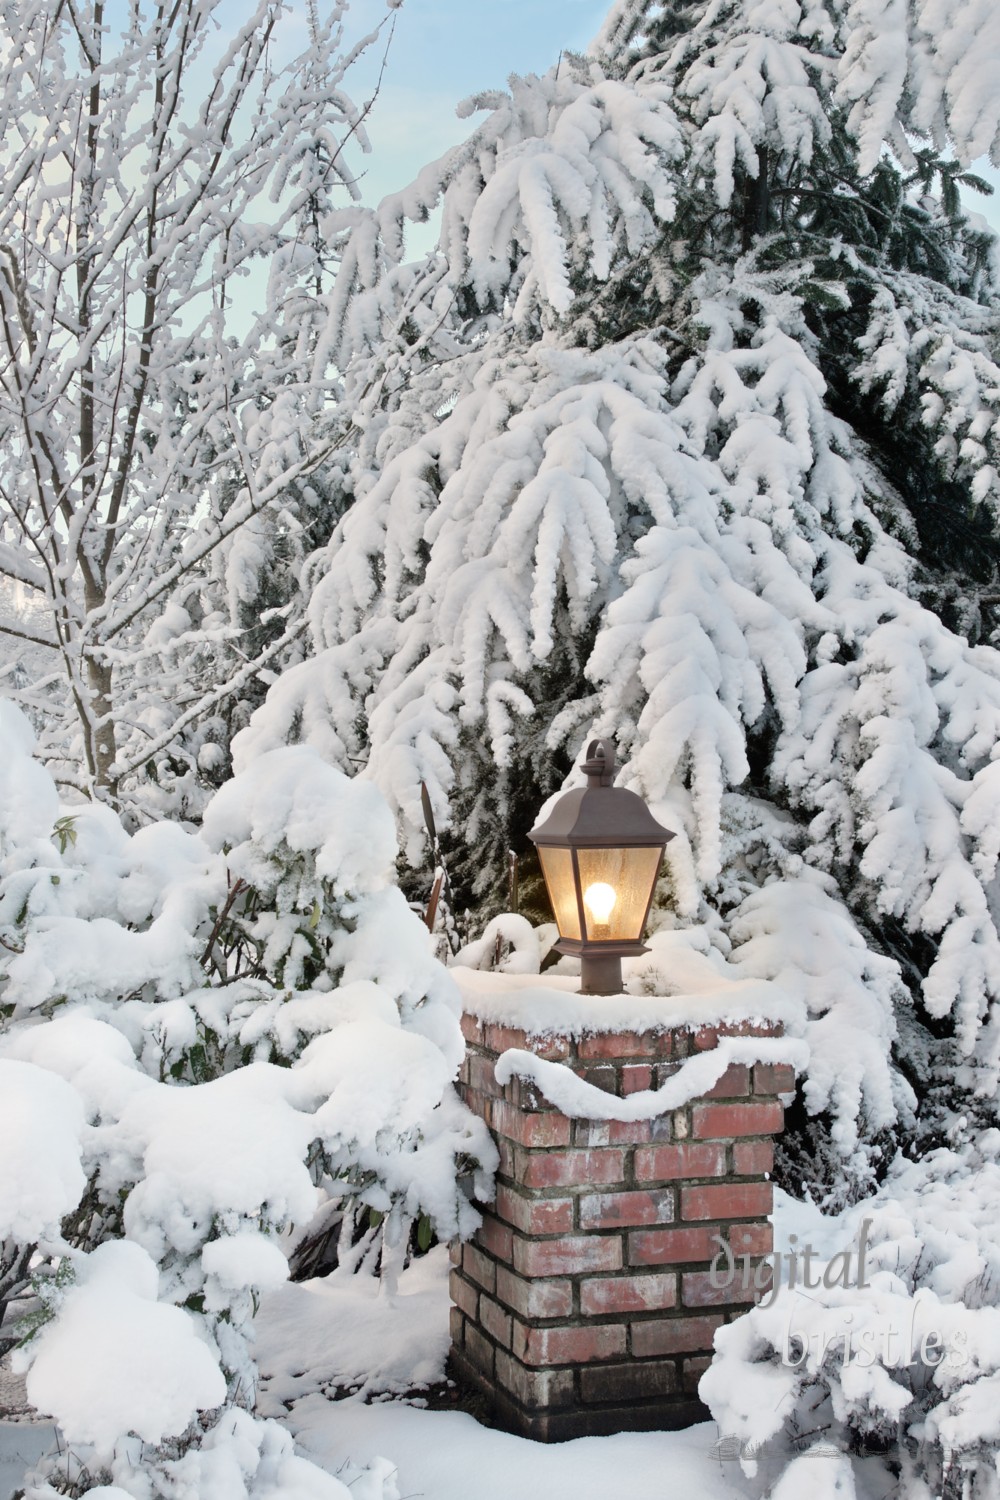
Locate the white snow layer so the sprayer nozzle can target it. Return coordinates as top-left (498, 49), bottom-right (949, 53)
top-left (15, 1242), bottom-right (226, 1449)
top-left (451, 953), bottom-right (798, 1037)
top-left (0, 1059), bottom-right (85, 1244)
top-left (495, 1034), bottom-right (808, 1119)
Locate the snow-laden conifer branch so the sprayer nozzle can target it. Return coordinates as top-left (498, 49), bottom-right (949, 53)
top-left (235, 0), bottom-right (1000, 1189)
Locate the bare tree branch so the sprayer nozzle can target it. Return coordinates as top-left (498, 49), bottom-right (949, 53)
top-left (0, 613), bottom-right (59, 649)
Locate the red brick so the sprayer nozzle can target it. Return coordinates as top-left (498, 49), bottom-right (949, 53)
top-left (465, 1321), bottom-right (495, 1377)
top-left (727, 1222), bottom-right (773, 1257)
top-left (448, 1239), bottom-right (463, 1265)
top-left (484, 1023), bottom-right (570, 1060)
top-left (449, 1268), bottom-right (479, 1319)
top-left (460, 1013), bottom-right (484, 1046)
top-left (683, 1356), bottom-right (713, 1392)
top-left (534, 1033), bottom-right (574, 1061)
top-left (520, 1148), bottom-right (625, 1190)
top-left (579, 1189), bottom-right (675, 1231)
top-left (621, 1064), bottom-right (653, 1095)
top-left (512, 1321), bottom-right (627, 1367)
top-left (629, 1225), bottom-right (723, 1266)
top-left (691, 1100), bottom-right (784, 1139)
top-left (450, 1305), bottom-right (465, 1348)
top-left (463, 1243), bottom-right (496, 1293)
top-left (634, 1142), bottom-right (726, 1182)
top-left (483, 1022), bottom-right (530, 1053)
top-left (496, 1137), bottom-right (516, 1178)
top-left (702, 1064), bottom-right (750, 1099)
top-left (577, 1030), bottom-right (671, 1060)
top-left (477, 1214), bottom-right (514, 1263)
top-left (504, 1075), bottom-right (552, 1111)
top-left (495, 1266), bottom-right (573, 1320)
top-left (579, 1360), bottom-right (677, 1402)
top-left (631, 1313), bottom-right (723, 1357)
top-left (479, 1293), bottom-right (512, 1349)
top-left (682, 1270), bottom-right (759, 1308)
top-left (753, 1062), bottom-right (796, 1095)
top-left (495, 1185), bottom-right (574, 1236)
top-left (468, 1052), bottom-right (502, 1098)
top-left (581, 1273), bottom-right (677, 1316)
top-left (608, 1120), bottom-right (659, 1145)
top-left (514, 1234), bottom-right (623, 1278)
top-left (578, 1064), bottom-right (618, 1094)
top-left (718, 1020), bottom-right (782, 1039)
top-left (680, 1182), bottom-right (773, 1221)
top-left (692, 1026), bottom-right (719, 1051)
top-left (734, 1139), bottom-right (774, 1175)
top-left (577, 1031), bottom-right (637, 1059)
top-left (491, 1099), bottom-right (572, 1149)
top-left (494, 1352), bottom-right (574, 1408)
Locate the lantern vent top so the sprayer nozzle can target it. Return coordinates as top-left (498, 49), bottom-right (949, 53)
top-left (581, 738), bottom-right (616, 787)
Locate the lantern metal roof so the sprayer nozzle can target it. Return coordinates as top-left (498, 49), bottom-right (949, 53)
top-left (529, 739), bottom-right (674, 850)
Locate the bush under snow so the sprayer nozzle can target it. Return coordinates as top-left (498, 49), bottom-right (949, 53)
top-left (0, 702), bottom-right (493, 1498)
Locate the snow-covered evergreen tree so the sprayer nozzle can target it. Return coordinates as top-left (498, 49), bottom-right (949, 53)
top-left (227, 0), bottom-right (1000, 1489)
top-left (235, 0), bottom-right (1000, 1173)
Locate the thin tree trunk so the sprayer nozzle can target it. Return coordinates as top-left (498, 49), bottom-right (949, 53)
top-left (741, 145), bottom-right (771, 252)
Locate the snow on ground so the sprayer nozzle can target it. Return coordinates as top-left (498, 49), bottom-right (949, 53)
top-left (251, 1239), bottom-right (757, 1498)
top-left (249, 1190), bottom-right (883, 1500)
top-left (1, 1192), bottom-right (880, 1500)
top-left (0, 1424), bottom-right (55, 1500)
top-left (256, 1246), bottom-right (453, 1410)
top-left (291, 1401), bottom-right (752, 1500)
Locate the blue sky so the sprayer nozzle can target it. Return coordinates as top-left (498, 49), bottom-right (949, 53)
top-left (259, 0), bottom-right (1000, 240)
top-left (337, 0), bottom-right (610, 202)
top-left (336, 0), bottom-right (1000, 235)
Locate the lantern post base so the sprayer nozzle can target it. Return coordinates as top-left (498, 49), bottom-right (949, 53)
top-left (580, 951), bottom-right (623, 995)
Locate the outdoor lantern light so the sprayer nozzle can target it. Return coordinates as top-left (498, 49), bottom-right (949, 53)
top-left (528, 737), bottom-right (674, 995)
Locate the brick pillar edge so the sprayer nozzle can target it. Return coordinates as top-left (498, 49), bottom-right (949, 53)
top-left (449, 1016), bottom-right (789, 1442)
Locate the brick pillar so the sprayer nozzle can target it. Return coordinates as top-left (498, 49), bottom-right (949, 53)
top-left (450, 1016), bottom-right (789, 1441)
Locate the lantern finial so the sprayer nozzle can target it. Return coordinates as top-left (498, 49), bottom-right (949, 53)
top-left (582, 738), bottom-right (616, 787)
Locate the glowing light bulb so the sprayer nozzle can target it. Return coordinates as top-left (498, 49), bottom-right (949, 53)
top-left (583, 881), bottom-right (617, 927)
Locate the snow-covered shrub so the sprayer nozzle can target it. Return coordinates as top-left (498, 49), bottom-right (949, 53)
top-left (453, 912), bottom-right (560, 975)
top-left (0, 702), bottom-right (492, 1498)
top-left (702, 1134), bottom-right (1000, 1500)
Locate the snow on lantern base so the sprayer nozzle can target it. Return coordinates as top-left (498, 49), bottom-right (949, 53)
top-left (449, 1012), bottom-right (790, 1442)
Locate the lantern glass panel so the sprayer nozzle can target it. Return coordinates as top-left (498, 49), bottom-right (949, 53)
top-left (537, 845), bottom-right (582, 940)
top-left (576, 845), bottom-right (662, 942)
